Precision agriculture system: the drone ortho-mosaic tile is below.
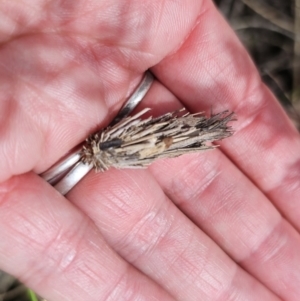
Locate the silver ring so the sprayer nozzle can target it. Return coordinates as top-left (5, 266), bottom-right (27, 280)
top-left (40, 71), bottom-right (154, 195)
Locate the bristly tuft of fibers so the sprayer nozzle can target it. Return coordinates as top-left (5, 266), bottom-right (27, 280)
top-left (81, 108), bottom-right (235, 171)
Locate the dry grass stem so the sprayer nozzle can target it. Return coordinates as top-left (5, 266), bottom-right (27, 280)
top-left (241, 0), bottom-right (294, 32)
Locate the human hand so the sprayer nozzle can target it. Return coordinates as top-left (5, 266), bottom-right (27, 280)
top-left (0, 1), bottom-right (300, 300)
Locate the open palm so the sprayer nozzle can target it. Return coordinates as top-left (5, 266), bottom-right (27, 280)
top-left (1, 1), bottom-right (300, 300)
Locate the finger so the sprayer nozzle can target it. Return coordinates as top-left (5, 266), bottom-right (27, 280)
top-left (0, 0), bottom-right (203, 181)
top-left (69, 168), bottom-right (280, 301)
top-left (150, 147), bottom-right (300, 301)
top-left (2, 0), bottom-right (202, 62)
top-left (0, 173), bottom-right (176, 301)
top-left (151, 0), bottom-right (300, 231)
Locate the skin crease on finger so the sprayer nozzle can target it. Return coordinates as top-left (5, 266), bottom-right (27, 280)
top-left (0, 1), bottom-right (298, 301)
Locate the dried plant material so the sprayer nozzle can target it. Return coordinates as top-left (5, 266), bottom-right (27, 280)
top-left (81, 108), bottom-right (235, 171)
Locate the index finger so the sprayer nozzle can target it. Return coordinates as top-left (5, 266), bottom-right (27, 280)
top-left (152, 0), bottom-right (300, 230)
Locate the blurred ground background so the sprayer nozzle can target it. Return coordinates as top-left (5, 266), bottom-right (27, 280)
top-left (1, 0), bottom-right (300, 300)
top-left (216, 0), bottom-right (300, 129)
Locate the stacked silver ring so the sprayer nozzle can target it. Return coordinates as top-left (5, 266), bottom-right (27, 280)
top-left (40, 71), bottom-right (154, 195)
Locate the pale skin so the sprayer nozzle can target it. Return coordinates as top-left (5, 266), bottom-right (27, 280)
top-left (0, 0), bottom-right (300, 300)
